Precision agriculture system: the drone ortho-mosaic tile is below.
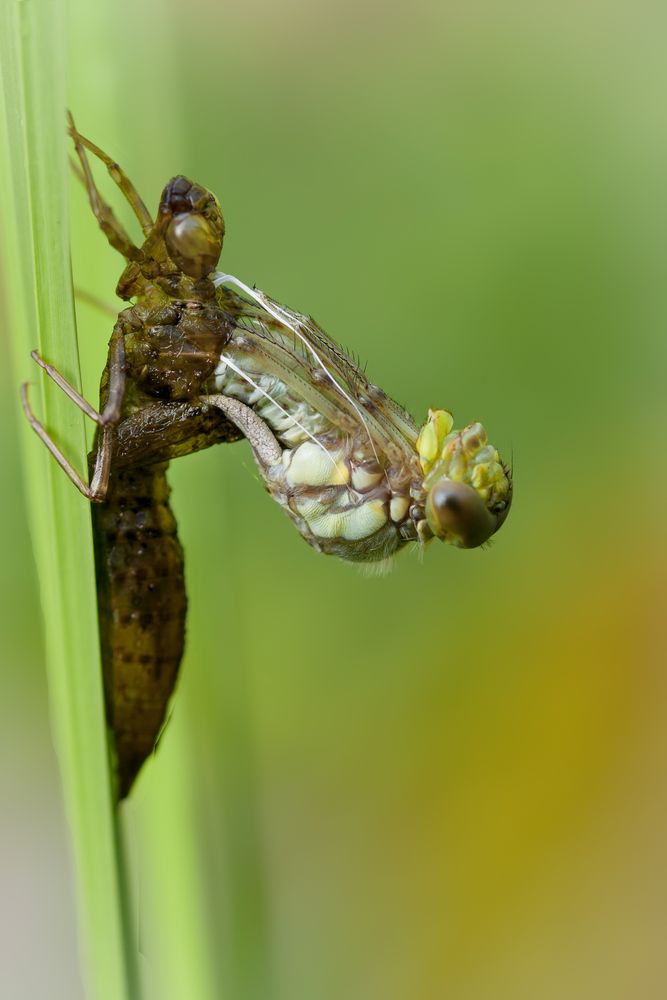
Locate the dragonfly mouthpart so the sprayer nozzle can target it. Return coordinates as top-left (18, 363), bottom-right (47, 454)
top-left (417, 409), bottom-right (512, 549)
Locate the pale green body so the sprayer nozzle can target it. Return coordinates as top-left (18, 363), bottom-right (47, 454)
top-left (209, 280), bottom-right (512, 562)
top-left (212, 293), bottom-right (422, 562)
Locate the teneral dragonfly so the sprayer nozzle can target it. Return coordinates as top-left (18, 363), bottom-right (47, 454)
top-left (22, 117), bottom-right (512, 796)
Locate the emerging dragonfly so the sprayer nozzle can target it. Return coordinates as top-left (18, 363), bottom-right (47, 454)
top-left (22, 116), bottom-right (512, 796)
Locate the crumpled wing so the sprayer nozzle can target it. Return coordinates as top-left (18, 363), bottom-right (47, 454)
top-left (215, 282), bottom-right (419, 465)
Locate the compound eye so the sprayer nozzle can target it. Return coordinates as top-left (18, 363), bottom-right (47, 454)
top-left (165, 213), bottom-right (222, 278)
top-left (426, 479), bottom-right (496, 549)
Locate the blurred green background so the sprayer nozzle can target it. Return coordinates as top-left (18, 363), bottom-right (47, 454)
top-left (1, 1), bottom-right (665, 998)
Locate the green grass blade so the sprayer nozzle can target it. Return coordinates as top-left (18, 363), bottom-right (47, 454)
top-left (0, 2), bottom-right (138, 997)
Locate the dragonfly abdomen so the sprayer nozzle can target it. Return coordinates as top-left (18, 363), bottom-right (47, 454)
top-left (212, 352), bottom-right (418, 561)
top-left (91, 461), bottom-right (185, 797)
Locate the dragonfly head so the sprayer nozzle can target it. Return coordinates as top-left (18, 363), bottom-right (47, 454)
top-left (417, 409), bottom-right (512, 549)
top-left (158, 175), bottom-right (225, 278)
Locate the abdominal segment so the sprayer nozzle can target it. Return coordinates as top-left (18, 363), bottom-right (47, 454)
top-left (91, 461), bottom-right (185, 797)
top-left (210, 341), bottom-right (420, 562)
top-left (278, 442), bottom-right (406, 561)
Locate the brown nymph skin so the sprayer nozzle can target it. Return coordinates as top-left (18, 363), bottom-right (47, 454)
top-left (55, 118), bottom-right (239, 797)
top-left (89, 402), bottom-right (240, 797)
top-left (86, 190), bottom-right (236, 794)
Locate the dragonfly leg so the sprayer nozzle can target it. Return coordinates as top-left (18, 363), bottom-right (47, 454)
top-left (29, 327), bottom-right (126, 426)
top-left (99, 327), bottom-right (127, 426)
top-left (112, 402), bottom-right (243, 470)
top-left (23, 329), bottom-right (127, 501)
top-left (67, 112), bottom-right (153, 235)
top-left (203, 394), bottom-right (282, 470)
top-left (21, 381), bottom-right (106, 500)
top-left (67, 113), bottom-right (143, 261)
top-left (30, 351), bottom-right (103, 423)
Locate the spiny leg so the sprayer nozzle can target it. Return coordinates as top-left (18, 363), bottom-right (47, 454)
top-left (67, 113), bottom-right (143, 261)
top-left (30, 350), bottom-right (102, 423)
top-left (69, 155), bottom-right (140, 261)
top-left (22, 330), bottom-right (127, 501)
top-left (67, 112), bottom-right (153, 235)
top-left (21, 382), bottom-right (97, 499)
top-left (98, 328), bottom-right (127, 427)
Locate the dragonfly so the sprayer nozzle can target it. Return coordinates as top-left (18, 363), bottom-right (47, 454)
top-left (22, 116), bottom-right (513, 797)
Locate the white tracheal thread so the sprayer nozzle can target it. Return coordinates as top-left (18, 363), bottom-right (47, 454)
top-left (214, 352), bottom-right (339, 470)
top-left (213, 273), bottom-right (381, 466)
